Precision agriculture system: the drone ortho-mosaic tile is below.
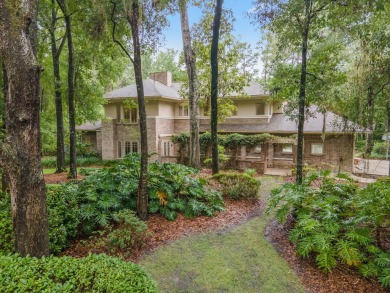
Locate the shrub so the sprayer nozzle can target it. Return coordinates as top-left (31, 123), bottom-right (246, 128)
top-left (0, 187), bottom-right (80, 255)
top-left (147, 160), bottom-right (224, 220)
top-left (373, 142), bottom-right (387, 157)
top-left (46, 185), bottom-right (80, 254)
top-left (0, 192), bottom-right (13, 254)
top-left (0, 254), bottom-right (156, 292)
top-left (107, 210), bottom-right (150, 252)
top-left (267, 171), bottom-right (390, 288)
top-left (212, 172), bottom-right (261, 199)
top-left (41, 156), bottom-right (104, 168)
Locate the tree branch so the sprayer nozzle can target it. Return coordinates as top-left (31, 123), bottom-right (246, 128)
top-left (56, 33), bottom-right (67, 58)
top-left (110, 0), bottom-right (134, 64)
top-left (306, 72), bottom-right (324, 83)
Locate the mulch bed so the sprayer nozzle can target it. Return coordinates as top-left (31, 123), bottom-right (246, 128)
top-left (63, 197), bottom-right (265, 262)
top-left (44, 173), bottom-right (84, 184)
top-left (265, 217), bottom-right (388, 293)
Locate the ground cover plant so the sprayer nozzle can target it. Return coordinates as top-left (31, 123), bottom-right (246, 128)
top-left (0, 254), bottom-right (156, 292)
top-left (268, 171), bottom-right (390, 288)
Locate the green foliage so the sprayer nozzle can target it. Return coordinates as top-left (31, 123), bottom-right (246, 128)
top-left (41, 156), bottom-right (103, 168)
top-left (46, 185), bottom-right (80, 254)
top-left (173, 132), bottom-right (276, 163)
top-left (0, 254), bottom-right (156, 292)
top-left (107, 210), bottom-right (150, 252)
top-left (212, 172), bottom-right (261, 200)
top-left (268, 171), bottom-right (390, 288)
top-left (0, 192), bottom-right (14, 254)
top-left (56, 154), bottom-right (223, 227)
top-left (0, 187), bottom-right (80, 255)
top-left (373, 142), bottom-right (388, 157)
top-left (147, 159), bottom-right (224, 220)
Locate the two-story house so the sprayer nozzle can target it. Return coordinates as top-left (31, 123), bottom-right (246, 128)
top-left (77, 71), bottom-right (362, 173)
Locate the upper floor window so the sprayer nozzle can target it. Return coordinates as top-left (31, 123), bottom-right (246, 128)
top-left (123, 107), bottom-right (138, 123)
top-left (178, 105), bottom-right (189, 116)
top-left (256, 102), bottom-right (266, 115)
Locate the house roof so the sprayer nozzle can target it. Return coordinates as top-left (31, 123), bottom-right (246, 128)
top-left (104, 79), bottom-right (181, 100)
top-left (76, 121), bottom-right (102, 131)
top-left (104, 80), bottom-right (267, 100)
top-left (207, 106), bottom-right (365, 134)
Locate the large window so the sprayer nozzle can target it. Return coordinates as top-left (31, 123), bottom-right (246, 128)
top-left (311, 143), bottom-right (324, 155)
top-left (178, 105), bottom-right (189, 116)
top-left (256, 102), bottom-right (266, 115)
top-left (117, 140), bottom-right (139, 158)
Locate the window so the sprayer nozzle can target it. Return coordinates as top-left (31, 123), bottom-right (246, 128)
top-left (123, 107), bottom-right (137, 123)
top-left (117, 141), bottom-right (122, 158)
top-left (130, 108), bottom-right (138, 123)
top-left (132, 141), bottom-right (139, 153)
top-left (162, 140), bottom-right (174, 157)
top-left (254, 145), bottom-right (262, 153)
top-left (179, 105), bottom-right (189, 116)
top-left (125, 141), bottom-right (132, 155)
top-left (118, 141), bottom-right (139, 158)
top-left (282, 144), bottom-right (293, 154)
top-left (311, 143), bottom-right (324, 155)
top-left (256, 102), bottom-right (266, 115)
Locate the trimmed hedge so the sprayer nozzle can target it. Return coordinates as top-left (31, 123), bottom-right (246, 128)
top-left (0, 254), bottom-right (156, 292)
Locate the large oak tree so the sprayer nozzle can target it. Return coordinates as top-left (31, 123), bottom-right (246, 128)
top-left (0, 0), bottom-right (49, 257)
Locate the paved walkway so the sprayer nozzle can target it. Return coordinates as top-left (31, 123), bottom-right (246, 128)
top-left (354, 159), bottom-right (390, 176)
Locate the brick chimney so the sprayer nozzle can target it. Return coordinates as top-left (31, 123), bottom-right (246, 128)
top-left (150, 71), bottom-right (172, 86)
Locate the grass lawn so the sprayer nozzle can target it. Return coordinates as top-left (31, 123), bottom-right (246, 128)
top-left (43, 167), bottom-right (101, 175)
top-left (141, 176), bottom-right (304, 293)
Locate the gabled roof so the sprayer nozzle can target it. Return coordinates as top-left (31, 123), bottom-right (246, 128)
top-left (104, 79), bottom-right (181, 100)
top-left (76, 121), bottom-right (102, 131)
top-left (104, 80), bottom-right (267, 100)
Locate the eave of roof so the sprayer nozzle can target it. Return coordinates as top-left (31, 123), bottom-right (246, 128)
top-left (76, 121), bottom-right (102, 131)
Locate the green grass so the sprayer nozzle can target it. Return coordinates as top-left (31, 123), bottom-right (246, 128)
top-left (141, 176), bottom-right (304, 293)
top-left (43, 167), bottom-right (102, 175)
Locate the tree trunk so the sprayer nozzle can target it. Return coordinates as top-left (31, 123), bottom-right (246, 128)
top-left (364, 86), bottom-right (374, 155)
top-left (296, 4), bottom-right (310, 185)
top-left (1, 60), bottom-right (8, 192)
top-left (179, 0), bottom-right (200, 169)
top-left (0, 0), bottom-right (50, 257)
top-left (128, 1), bottom-right (149, 221)
top-left (57, 0), bottom-right (77, 178)
top-left (210, 0), bottom-right (223, 175)
top-left (50, 1), bottom-right (66, 173)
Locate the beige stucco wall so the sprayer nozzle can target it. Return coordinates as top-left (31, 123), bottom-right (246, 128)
top-left (235, 99), bottom-right (271, 116)
top-left (146, 100), bottom-right (159, 116)
top-left (159, 101), bottom-right (175, 117)
top-left (101, 120), bottom-right (116, 160)
top-left (104, 103), bottom-right (117, 119)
